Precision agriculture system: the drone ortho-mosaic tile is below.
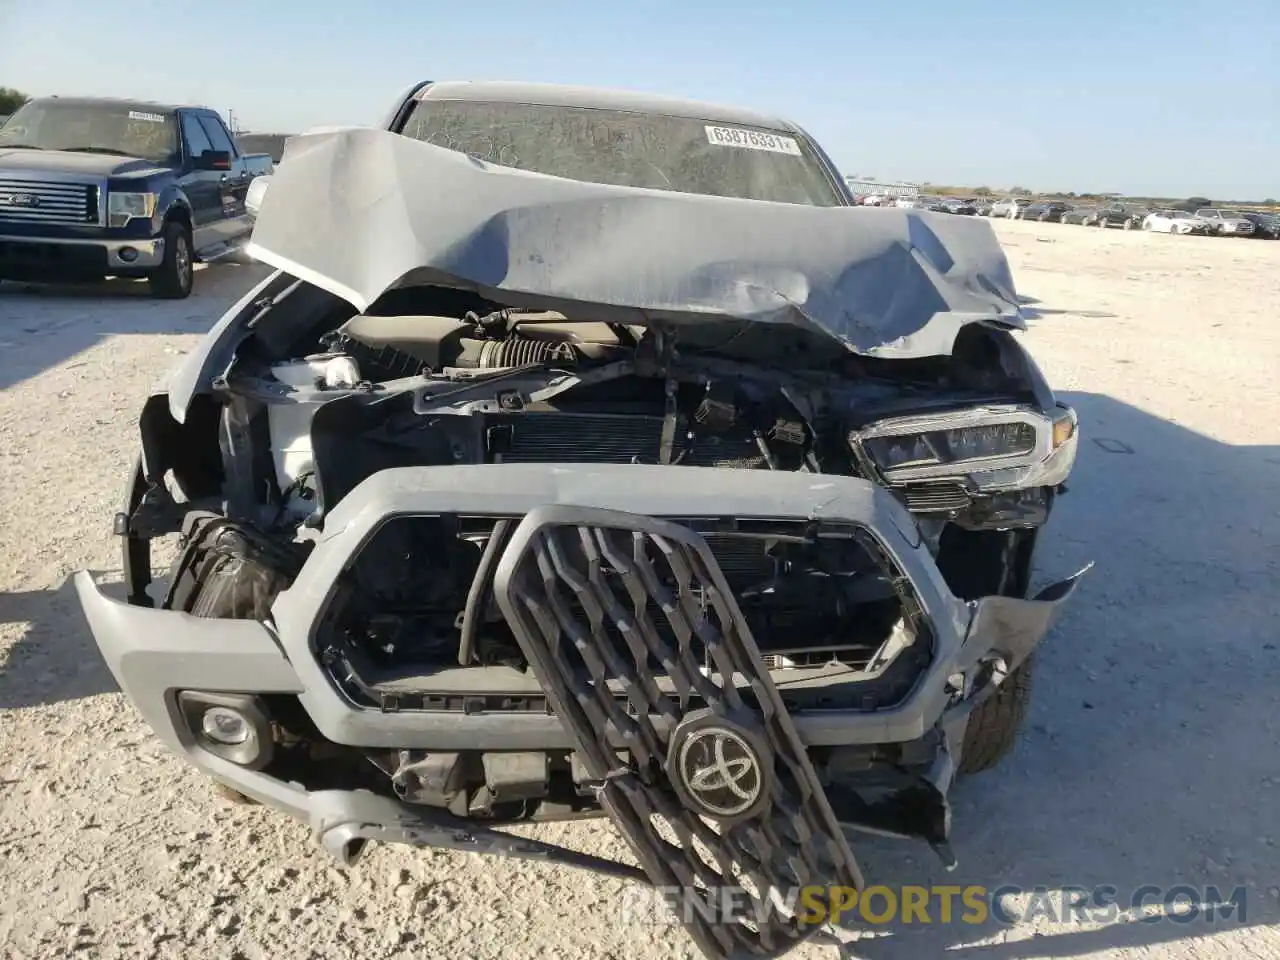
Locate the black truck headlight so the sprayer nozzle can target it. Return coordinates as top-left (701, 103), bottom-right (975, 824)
top-left (107, 191), bottom-right (158, 227)
top-left (850, 406), bottom-right (1057, 483)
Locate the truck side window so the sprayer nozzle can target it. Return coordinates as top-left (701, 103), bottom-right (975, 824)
top-left (182, 113), bottom-right (213, 160)
top-left (198, 115), bottom-right (238, 158)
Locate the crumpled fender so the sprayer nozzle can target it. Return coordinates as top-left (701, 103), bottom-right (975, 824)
top-left (948, 563), bottom-right (1093, 716)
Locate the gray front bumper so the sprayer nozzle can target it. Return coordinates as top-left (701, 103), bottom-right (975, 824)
top-left (77, 463), bottom-right (1082, 835)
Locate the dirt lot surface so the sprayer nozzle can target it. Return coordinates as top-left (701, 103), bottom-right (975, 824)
top-left (1, 220), bottom-right (1278, 959)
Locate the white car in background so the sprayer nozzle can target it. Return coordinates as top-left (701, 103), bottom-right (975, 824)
top-left (1142, 210), bottom-right (1209, 235)
top-left (990, 198), bottom-right (1031, 218)
top-left (1194, 208), bottom-right (1256, 236)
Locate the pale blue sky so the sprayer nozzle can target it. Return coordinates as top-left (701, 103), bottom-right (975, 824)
top-left (2, 0), bottom-right (1276, 199)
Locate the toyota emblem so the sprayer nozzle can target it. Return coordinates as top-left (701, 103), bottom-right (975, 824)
top-left (668, 714), bottom-right (773, 823)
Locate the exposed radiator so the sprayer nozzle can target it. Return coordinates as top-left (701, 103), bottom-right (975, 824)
top-left (483, 411), bottom-right (768, 469)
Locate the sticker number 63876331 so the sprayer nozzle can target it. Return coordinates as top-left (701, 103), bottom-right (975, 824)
top-left (704, 125), bottom-right (802, 156)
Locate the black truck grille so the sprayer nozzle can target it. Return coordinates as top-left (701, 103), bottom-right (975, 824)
top-left (0, 178), bottom-right (98, 226)
top-left (493, 507), bottom-right (864, 960)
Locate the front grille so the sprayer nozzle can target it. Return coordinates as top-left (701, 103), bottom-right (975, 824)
top-left (324, 512), bottom-right (928, 716)
top-left (0, 178), bottom-right (98, 225)
top-left (494, 507), bottom-right (865, 959)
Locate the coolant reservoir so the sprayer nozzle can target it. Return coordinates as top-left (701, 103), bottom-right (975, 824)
top-left (323, 356), bottom-right (362, 389)
top-left (266, 354), bottom-right (362, 508)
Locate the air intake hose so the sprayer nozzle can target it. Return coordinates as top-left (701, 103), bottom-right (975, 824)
top-left (454, 336), bottom-right (577, 369)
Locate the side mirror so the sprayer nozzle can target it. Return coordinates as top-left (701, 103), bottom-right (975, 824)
top-left (194, 149), bottom-right (232, 171)
top-left (245, 175), bottom-right (272, 219)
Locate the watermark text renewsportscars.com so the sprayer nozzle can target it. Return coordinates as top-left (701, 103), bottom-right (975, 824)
top-left (618, 884), bottom-right (1250, 929)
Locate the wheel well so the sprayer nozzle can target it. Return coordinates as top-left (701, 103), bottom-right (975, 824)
top-left (166, 205), bottom-right (192, 235)
top-left (935, 526), bottom-right (1038, 600)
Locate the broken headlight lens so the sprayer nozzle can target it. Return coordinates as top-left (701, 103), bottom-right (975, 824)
top-left (862, 421), bottom-right (1038, 472)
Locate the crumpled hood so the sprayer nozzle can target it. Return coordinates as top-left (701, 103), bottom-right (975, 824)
top-left (0, 148), bottom-right (169, 178)
top-left (246, 127), bottom-right (1024, 359)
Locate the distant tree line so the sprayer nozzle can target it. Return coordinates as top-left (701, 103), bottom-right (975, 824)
top-left (0, 87), bottom-right (29, 115)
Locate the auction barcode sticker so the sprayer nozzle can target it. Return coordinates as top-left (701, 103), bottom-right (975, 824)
top-left (128, 111), bottom-right (166, 123)
top-left (704, 125), bottom-right (802, 155)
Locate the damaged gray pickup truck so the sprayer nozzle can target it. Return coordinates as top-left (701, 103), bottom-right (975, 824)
top-left (76, 81), bottom-right (1086, 959)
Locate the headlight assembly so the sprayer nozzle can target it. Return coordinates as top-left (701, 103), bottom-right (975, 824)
top-left (863, 422), bottom-right (1038, 472)
top-left (849, 405), bottom-right (1071, 483)
top-left (107, 191), bottom-right (158, 228)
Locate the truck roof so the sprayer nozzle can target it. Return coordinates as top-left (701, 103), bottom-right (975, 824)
top-left (29, 95), bottom-right (209, 115)
top-left (414, 80), bottom-right (795, 131)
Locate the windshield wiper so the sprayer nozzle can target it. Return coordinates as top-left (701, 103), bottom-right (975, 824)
top-left (0, 144), bottom-right (46, 150)
top-left (62, 146), bottom-right (141, 158)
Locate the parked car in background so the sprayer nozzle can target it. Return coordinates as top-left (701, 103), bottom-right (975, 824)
top-left (975, 198), bottom-right (997, 216)
top-left (0, 96), bottom-right (272, 297)
top-left (1021, 201), bottom-right (1070, 222)
top-left (1142, 209), bottom-right (1209, 235)
top-left (915, 195), bottom-right (951, 212)
top-left (991, 197), bottom-right (1031, 218)
top-left (1194, 208), bottom-right (1256, 236)
top-left (1060, 206), bottom-right (1098, 225)
top-left (1094, 205), bottom-right (1143, 229)
top-left (1239, 211), bottom-right (1280, 239)
top-left (1125, 207), bottom-right (1154, 226)
top-left (942, 197), bottom-right (978, 215)
top-left (235, 132), bottom-right (294, 164)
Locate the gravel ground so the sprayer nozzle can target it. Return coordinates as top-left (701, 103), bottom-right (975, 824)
top-left (1, 220), bottom-right (1278, 960)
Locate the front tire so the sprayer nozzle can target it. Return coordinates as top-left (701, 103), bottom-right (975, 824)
top-left (958, 656), bottom-right (1035, 775)
top-left (149, 220), bottom-right (194, 299)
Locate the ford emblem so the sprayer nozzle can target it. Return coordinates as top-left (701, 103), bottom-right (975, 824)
top-left (0, 193), bottom-right (41, 208)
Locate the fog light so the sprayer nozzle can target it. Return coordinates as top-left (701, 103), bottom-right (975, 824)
top-left (178, 692), bottom-right (274, 769)
top-left (118, 246), bottom-right (139, 263)
top-left (201, 706), bottom-right (250, 745)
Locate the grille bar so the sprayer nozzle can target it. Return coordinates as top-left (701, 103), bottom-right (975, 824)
top-left (0, 178), bottom-right (97, 225)
top-left (493, 506), bottom-right (863, 960)
top-left (899, 482), bottom-right (972, 513)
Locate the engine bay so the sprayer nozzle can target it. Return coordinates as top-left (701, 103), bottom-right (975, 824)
top-left (249, 303), bottom-right (1037, 522)
top-left (196, 299), bottom-right (1045, 717)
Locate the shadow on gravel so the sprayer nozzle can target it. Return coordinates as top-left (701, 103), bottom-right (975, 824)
top-left (0, 261), bottom-right (270, 390)
top-left (1, 394), bottom-right (1278, 957)
top-left (0, 574), bottom-right (123, 708)
top-left (839, 391), bottom-right (1280, 957)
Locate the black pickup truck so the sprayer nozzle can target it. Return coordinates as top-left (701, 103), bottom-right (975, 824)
top-left (0, 97), bottom-right (272, 298)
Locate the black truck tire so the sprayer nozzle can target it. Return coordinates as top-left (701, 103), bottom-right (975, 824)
top-left (958, 654), bottom-right (1035, 775)
top-left (149, 220), bottom-right (194, 299)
